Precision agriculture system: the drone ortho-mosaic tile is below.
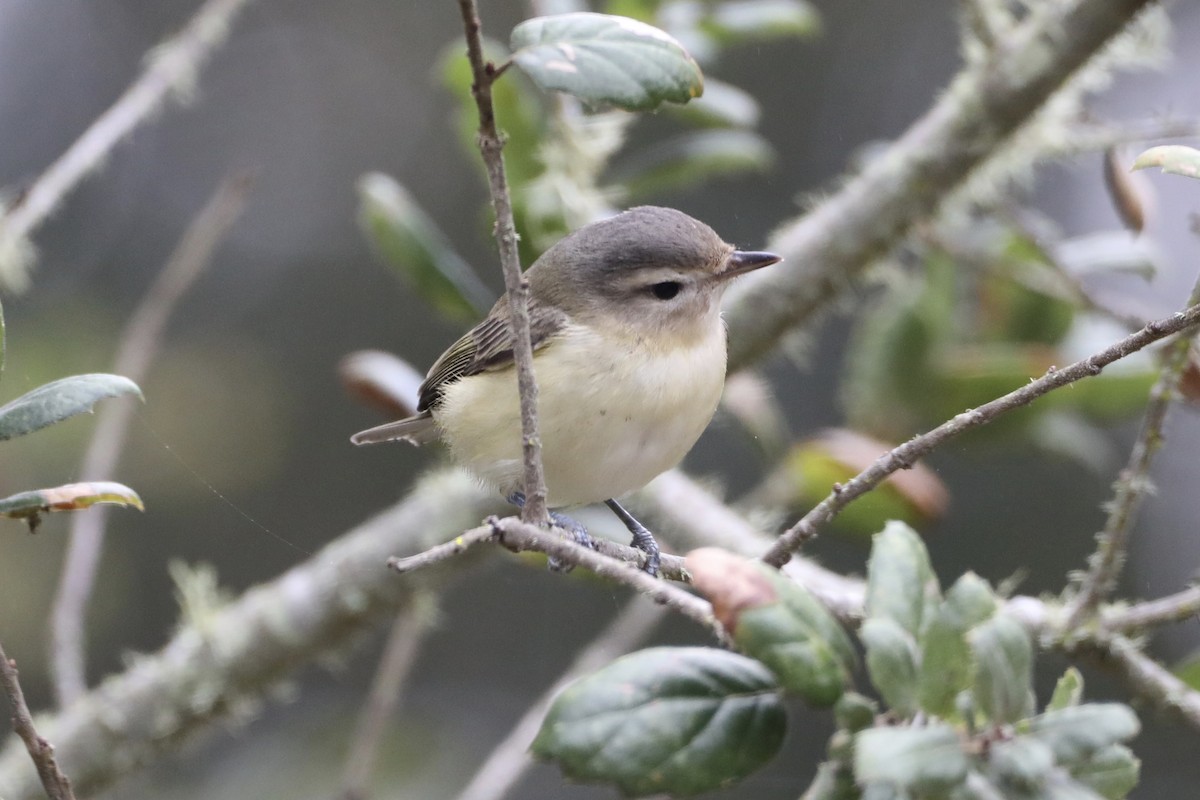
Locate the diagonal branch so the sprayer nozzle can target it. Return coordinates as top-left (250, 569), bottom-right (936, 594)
top-left (1064, 271), bottom-right (1200, 627)
top-left (723, 0), bottom-right (1157, 370)
top-left (49, 172), bottom-right (254, 708)
top-left (0, 0), bottom-right (256, 289)
top-left (762, 302), bottom-right (1200, 567)
top-left (0, 642), bottom-right (76, 800)
top-left (455, 0), bottom-right (549, 525)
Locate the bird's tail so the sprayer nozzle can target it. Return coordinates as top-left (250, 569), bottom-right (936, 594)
top-left (350, 412), bottom-right (439, 446)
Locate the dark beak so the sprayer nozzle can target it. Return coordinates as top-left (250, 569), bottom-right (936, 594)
top-left (719, 250), bottom-right (782, 280)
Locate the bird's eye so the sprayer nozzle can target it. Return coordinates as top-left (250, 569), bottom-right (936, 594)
top-left (649, 281), bottom-right (682, 300)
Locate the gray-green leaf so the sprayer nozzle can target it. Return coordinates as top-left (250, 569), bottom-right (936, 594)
top-left (969, 612), bottom-right (1034, 725)
top-left (611, 130), bottom-right (773, 200)
top-left (918, 572), bottom-right (998, 717)
top-left (1069, 744), bottom-right (1140, 800)
top-left (0, 374), bottom-right (142, 441)
top-left (860, 618), bottom-right (920, 718)
top-left (533, 646), bottom-right (786, 797)
top-left (1026, 705), bottom-right (1140, 765)
top-left (1048, 667), bottom-right (1084, 712)
top-left (510, 13), bottom-right (703, 111)
top-left (855, 724), bottom-right (969, 794)
top-left (865, 520), bottom-right (940, 636)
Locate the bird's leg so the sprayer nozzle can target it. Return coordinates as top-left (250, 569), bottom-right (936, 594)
top-left (604, 499), bottom-right (661, 578)
top-left (506, 491), bottom-right (595, 572)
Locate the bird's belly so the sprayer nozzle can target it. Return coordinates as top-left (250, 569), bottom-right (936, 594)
top-left (435, 324), bottom-right (727, 507)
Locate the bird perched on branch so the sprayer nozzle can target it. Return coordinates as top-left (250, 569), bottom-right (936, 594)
top-left (353, 205), bottom-right (780, 576)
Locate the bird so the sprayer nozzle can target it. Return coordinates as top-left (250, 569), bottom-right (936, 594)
top-left (352, 205), bottom-right (780, 576)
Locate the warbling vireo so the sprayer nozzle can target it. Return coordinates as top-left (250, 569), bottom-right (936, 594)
top-left (352, 206), bottom-right (780, 576)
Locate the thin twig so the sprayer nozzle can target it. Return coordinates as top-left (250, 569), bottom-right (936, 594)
top-left (0, 642), bottom-right (76, 800)
top-left (388, 521), bottom-right (690, 582)
top-left (1105, 586), bottom-right (1200, 632)
top-left (0, 0), bottom-right (255, 288)
top-left (489, 518), bottom-right (719, 636)
top-left (454, 599), bottom-right (667, 800)
top-left (1065, 274), bottom-right (1200, 627)
top-left (455, 0), bottom-right (549, 525)
top-left (763, 302), bottom-right (1200, 567)
top-left (48, 173), bottom-right (254, 707)
top-left (338, 600), bottom-right (434, 800)
top-left (1086, 634), bottom-right (1200, 730)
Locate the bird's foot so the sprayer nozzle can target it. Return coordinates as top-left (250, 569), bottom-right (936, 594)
top-left (506, 492), bottom-right (596, 573)
top-left (604, 498), bottom-right (661, 578)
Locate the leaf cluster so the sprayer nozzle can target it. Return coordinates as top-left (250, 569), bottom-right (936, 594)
top-left (532, 524), bottom-right (1140, 798)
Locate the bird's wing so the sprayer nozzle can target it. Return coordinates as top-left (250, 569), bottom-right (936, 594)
top-left (416, 295), bottom-right (568, 412)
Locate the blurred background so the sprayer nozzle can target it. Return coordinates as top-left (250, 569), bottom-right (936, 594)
top-left (0, 0), bottom-right (1198, 797)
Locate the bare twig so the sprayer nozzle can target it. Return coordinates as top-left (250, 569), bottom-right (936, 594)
top-left (48, 173), bottom-right (253, 707)
top-left (0, 0), bottom-right (255, 288)
top-left (1087, 634), bottom-right (1200, 730)
top-left (388, 521), bottom-right (689, 582)
top-left (1065, 274), bottom-right (1200, 627)
top-left (763, 302), bottom-right (1200, 567)
top-left (455, 0), bottom-right (549, 525)
top-left (390, 517), bottom-right (710, 633)
top-left (454, 599), bottom-right (667, 800)
top-left (0, 642), bottom-right (76, 800)
top-left (488, 517), bottom-right (719, 636)
top-left (338, 600), bottom-right (434, 800)
top-left (723, 0), bottom-right (1157, 371)
top-left (1105, 586), bottom-right (1200, 632)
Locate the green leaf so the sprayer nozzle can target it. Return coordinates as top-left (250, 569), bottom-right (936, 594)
top-left (1069, 744), bottom-right (1140, 800)
top-left (918, 572), bottom-right (998, 717)
top-left (1048, 667), bottom-right (1085, 712)
top-left (833, 692), bottom-right (877, 734)
top-left (611, 130), bottom-right (773, 199)
top-left (533, 646), bottom-right (786, 797)
top-left (1131, 145), bottom-right (1200, 180)
top-left (987, 736), bottom-right (1055, 791)
top-left (865, 521), bottom-right (939, 637)
top-left (0, 481), bottom-right (144, 531)
top-left (855, 724), bottom-right (969, 794)
top-left (0, 374), bottom-right (142, 441)
top-left (1174, 649), bottom-right (1200, 690)
top-left (510, 13), bottom-right (704, 111)
top-left (703, 0), bottom-right (821, 43)
top-left (1025, 705), bottom-right (1140, 765)
top-left (860, 618), bottom-right (920, 718)
top-left (969, 613), bottom-right (1034, 725)
top-left (357, 174), bottom-right (493, 322)
top-left (732, 565), bottom-right (855, 706)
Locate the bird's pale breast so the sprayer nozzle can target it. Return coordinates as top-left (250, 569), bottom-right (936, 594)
top-left (434, 321), bottom-right (728, 506)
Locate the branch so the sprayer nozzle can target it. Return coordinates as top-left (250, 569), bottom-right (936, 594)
top-left (1105, 586), bottom-right (1200, 632)
top-left (0, 642), bottom-right (76, 800)
top-left (0, 471), bottom-right (507, 800)
top-left (1085, 635), bottom-right (1200, 730)
top-left (49, 172), bottom-right (253, 707)
top-left (762, 302), bottom-right (1200, 567)
top-left (0, 0), bottom-right (255, 289)
top-left (390, 517), bottom-right (719, 638)
top-left (722, 0), bottom-right (1157, 370)
top-left (455, 0), bottom-right (549, 525)
top-left (1065, 275), bottom-right (1200, 626)
top-left (454, 598), bottom-right (667, 800)
top-left (337, 600), bottom-right (434, 800)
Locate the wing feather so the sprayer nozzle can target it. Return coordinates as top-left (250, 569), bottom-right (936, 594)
top-left (417, 296), bottom-right (567, 412)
